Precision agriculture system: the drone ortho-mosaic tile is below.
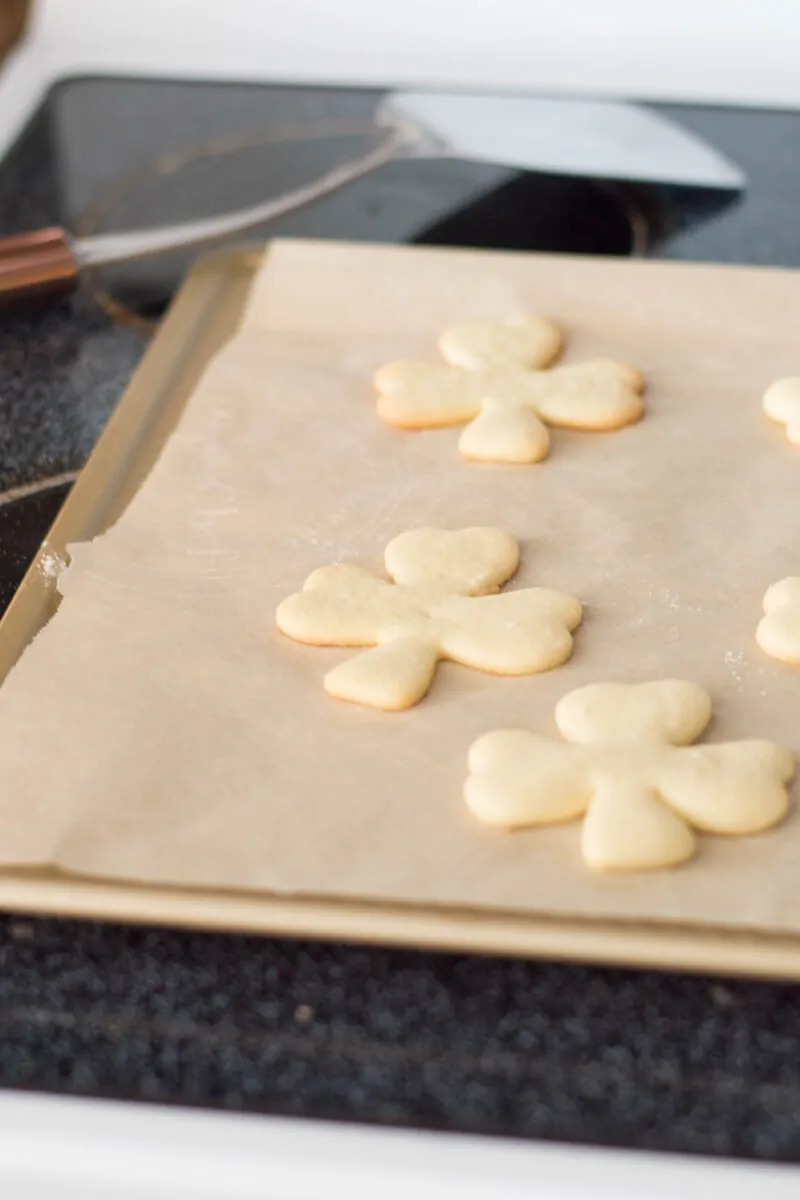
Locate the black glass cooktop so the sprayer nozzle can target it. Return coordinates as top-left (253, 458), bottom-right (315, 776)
top-left (2, 77), bottom-right (800, 1159)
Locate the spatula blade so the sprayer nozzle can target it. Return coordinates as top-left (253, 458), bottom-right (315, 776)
top-left (381, 92), bottom-right (745, 189)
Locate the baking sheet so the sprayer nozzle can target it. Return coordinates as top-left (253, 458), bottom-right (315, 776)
top-left (1, 238), bottom-right (800, 976)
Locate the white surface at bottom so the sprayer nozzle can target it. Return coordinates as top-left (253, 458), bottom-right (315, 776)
top-left (0, 1091), bottom-right (796, 1200)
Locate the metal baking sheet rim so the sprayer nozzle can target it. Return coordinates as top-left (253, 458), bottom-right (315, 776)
top-left (0, 242), bottom-right (796, 980)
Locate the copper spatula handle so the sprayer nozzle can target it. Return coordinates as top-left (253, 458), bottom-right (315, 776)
top-left (0, 227), bottom-right (79, 302)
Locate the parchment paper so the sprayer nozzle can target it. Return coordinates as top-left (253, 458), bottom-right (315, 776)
top-left (1, 238), bottom-right (800, 934)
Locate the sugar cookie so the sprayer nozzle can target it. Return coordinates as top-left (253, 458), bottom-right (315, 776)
top-left (276, 528), bottom-right (582, 711)
top-left (757, 578), bottom-right (800, 665)
top-left (374, 316), bottom-right (644, 464)
top-left (465, 680), bottom-right (793, 871)
top-left (438, 314), bottom-right (563, 371)
top-left (763, 377), bottom-right (800, 445)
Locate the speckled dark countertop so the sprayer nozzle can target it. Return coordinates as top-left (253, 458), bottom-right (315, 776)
top-left (2, 80), bottom-right (800, 1159)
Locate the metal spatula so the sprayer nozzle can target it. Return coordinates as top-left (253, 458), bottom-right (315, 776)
top-left (0, 91), bottom-right (744, 304)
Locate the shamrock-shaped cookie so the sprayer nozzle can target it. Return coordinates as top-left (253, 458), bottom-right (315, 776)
top-left (757, 578), bottom-right (800, 665)
top-left (763, 378), bottom-right (800, 445)
top-left (374, 315), bottom-right (644, 464)
top-left (465, 681), bottom-right (793, 871)
top-left (276, 527), bottom-right (582, 710)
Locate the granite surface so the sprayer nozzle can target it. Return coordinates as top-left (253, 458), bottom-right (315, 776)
top-left (2, 80), bottom-right (800, 1159)
top-left (2, 917), bottom-right (800, 1159)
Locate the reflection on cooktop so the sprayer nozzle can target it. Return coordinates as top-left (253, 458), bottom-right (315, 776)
top-left (40, 77), bottom-right (748, 315)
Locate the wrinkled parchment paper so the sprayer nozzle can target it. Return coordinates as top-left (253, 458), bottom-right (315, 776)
top-left (1, 239), bottom-right (800, 933)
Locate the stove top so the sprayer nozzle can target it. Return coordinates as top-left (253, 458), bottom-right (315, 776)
top-left (2, 76), bottom-right (800, 1164)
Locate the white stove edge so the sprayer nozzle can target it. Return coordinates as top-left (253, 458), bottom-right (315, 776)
top-left (1, 0), bottom-right (800, 163)
top-left (0, 1091), bottom-right (797, 1200)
